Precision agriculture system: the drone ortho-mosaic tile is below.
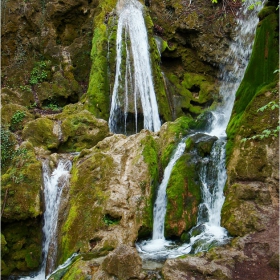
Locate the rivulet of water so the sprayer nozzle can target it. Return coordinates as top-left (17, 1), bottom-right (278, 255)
top-left (19, 159), bottom-right (72, 280)
top-left (109, 0), bottom-right (161, 134)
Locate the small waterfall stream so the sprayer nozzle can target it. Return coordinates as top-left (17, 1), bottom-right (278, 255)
top-left (137, 1), bottom-right (263, 259)
top-left (109, 0), bottom-right (161, 134)
top-left (19, 159), bottom-right (72, 280)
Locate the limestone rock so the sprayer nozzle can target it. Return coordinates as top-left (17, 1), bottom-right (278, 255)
top-left (101, 245), bottom-right (143, 280)
top-left (57, 130), bottom-right (156, 263)
top-left (162, 255), bottom-right (232, 280)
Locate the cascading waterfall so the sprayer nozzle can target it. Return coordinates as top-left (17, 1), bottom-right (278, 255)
top-left (19, 159), bottom-right (72, 280)
top-left (152, 140), bottom-right (187, 240)
top-left (108, 0), bottom-right (161, 134)
top-left (137, 1), bottom-right (263, 259)
top-left (137, 138), bottom-right (191, 256)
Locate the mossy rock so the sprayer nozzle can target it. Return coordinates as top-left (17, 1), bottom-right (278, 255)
top-left (1, 88), bottom-right (34, 107)
top-left (226, 5), bottom-right (279, 158)
top-left (159, 116), bottom-right (193, 169)
top-left (58, 110), bottom-right (110, 152)
top-left (221, 184), bottom-right (266, 236)
top-left (1, 104), bottom-right (34, 131)
top-left (57, 145), bottom-right (117, 263)
top-left (36, 70), bottom-right (82, 107)
top-left (22, 118), bottom-right (59, 150)
top-left (165, 153), bottom-right (201, 237)
top-left (1, 219), bottom-right (42, 276)
top-left (85, 0), bottom-right (118, 119)
top-left (140, 134), bottom-right (160, 234)
top-left (1, 141), bottom-right (42, 221)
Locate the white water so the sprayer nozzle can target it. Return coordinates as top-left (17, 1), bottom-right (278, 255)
top-left (137, 1), bottom-right (262, 259)
top-left (19, 159), bottom-right (72, 280)
top-left (208, 0), bottom-right (263, 137)
top-left (153, 139), bottom-right (187, 240)
top-left (108, 0), bottom-right (161, 134)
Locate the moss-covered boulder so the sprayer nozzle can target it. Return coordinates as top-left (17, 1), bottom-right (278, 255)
top-left (57, 130), bottom-right (156, 264)
top-left (164, 133), bottom-right (217, 237)
top-left (57, 107), bottom-right (110, 152)
top-left (1, 88), bottom-right (35, 107)
top-left (22, 117), bottom-right (59, 150)
top-left (168, 72), bottom-right (219, 118)
top-left (1, 104), bottom-right (34, 132)
top-left (1, 141), bottom-right (42, 221)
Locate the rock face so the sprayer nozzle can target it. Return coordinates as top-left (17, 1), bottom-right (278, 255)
top-left (2, 0), bottom-right (98, 108)
top-left (161, 3), bottom-right (279, 280)
top-left (85, 0), bottom-right (236, 121)
top-left (57, 130), bottom-right (156, 263)
top-left (1, 0), bottom-right (279, 279)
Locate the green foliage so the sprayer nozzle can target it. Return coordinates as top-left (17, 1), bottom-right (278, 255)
top-left (103, 214), bottom-right (120, 226)
top-left (29, 61), bottom-right (48, 85)
top-left (10, 110), bottom-right (26, 131)
top-left (248, 1), bottom-right (262, 10)
top-left (43, 103), bottom-right (61, 111)
top-left (241, 100), bottom-right (279, 142)
top-left (19, 85), bottom-right (32, 92)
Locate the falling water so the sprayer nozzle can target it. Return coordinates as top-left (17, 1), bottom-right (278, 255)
top-left (19, 159), bottom-right (72, 280)
top-left (137, 1), bottom-right (263, 259)
top-left (108, 0), bottom-right (161, 134)
top-left (152, 140), bottom-right (187, 241)
top-left (137, 138), bottom-right (191, 256)
top-left (208, 0), bottom-right (263, 137)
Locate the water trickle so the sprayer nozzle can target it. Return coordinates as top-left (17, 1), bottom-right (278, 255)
top-left (19, 159), bottom-right (72, 280)
top-left (109, 0), bottom-right (161, 134)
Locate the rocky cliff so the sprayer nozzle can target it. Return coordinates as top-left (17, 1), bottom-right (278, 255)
top-left (1, 0), bottom-right (278, 279)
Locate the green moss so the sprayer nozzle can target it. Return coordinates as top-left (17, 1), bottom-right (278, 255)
top-left (159, 116), bottom-right (193, 168)
top-left (57, 110), bottom-right (109, 152)
top-left (226, 7), bottom-right (279, 158)
top-left (22, 118), bottom-right (59, 150)
top-left (58, 151), bottom-right (115, 264)
top-left (1, 141), bottom-right (42, 220)
top-left (141, 135), bottom-right (160, 232)
top-left (1, 219), bottom-right (42, 275)
top-left (1, 104), bottom-right (34, 129)
top-left (165, 154), bottom-right (201, 237)
top-left (85, 0), bottom-right (118, 119)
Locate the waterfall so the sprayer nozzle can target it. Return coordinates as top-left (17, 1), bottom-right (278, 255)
top-left (153, 139), bottom-right (187, 240)
top-left (19, 159), bottom-right (72, 280)
top-left (108, 0), bottom-right (161, 134)
top-left (208, 0), bottom-right (263, 137)
top-left (137, 1), bottom-right (262, 259)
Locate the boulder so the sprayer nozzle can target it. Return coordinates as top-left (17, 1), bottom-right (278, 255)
top-left (101, 245), bottom-right (143, 280)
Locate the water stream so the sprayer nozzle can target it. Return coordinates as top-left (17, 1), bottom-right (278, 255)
top-left (137, 1), bottom-right (263, 259)
top-left (19, 159), bottom-right (72, 280)
top-left (108, 0), bottom-right (161, 134)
